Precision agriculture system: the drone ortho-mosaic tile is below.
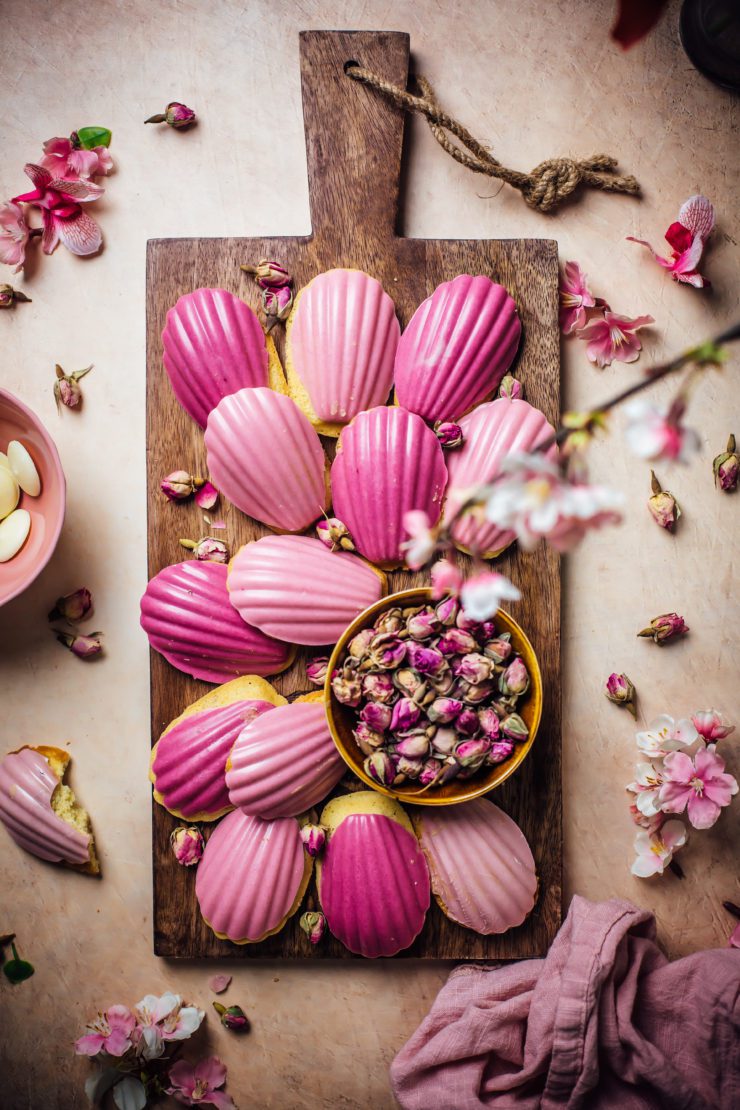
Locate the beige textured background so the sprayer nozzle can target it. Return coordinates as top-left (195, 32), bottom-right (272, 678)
top-left (1, 1), bottom-right (738, 1107)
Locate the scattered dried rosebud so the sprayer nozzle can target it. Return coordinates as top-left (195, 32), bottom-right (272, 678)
top-left (348, 628), bottom-right (375, 660)
top-left (364, 750), bottom-right (396, 786)
top-left (170, 825), bottom-right (204, 866)
top-left (434, 421), bottom-right (464, 449)
top-left (393, 732), bottom-right (431, 759)
top-left (390, 697), bottom-right (422, 732)
top-left (194, 481), bottom-right (219, 510)
top-left (161, 470), bottom-right (198, 501)
top-left (427, 697), bottom-right (463, 724)
top-left (369, 635), bottom-right (407, 670)
top-left (316, 517), bottom-right (355, 552)
top-left (405, 642), bottom-right (445, 676)
top-left (240, 258), bottom-right (292, 289)
top-left (179, 536), bottom-right (229, 563)
top-left (647, 471), bottom-right (681, 531)
top-left (213, 1001), bottom-right (250, 1030)
top-left (499, 657), bottom-right (529, 696)
top-left (54, 630), bottom-right (103, 659)
top-left (438, 628), bottom-right (477, 656)
top-left (331, 672), bottom-right (362, 706)
top-left (360, 701), bottom-right (392, 732)
top-left (483, 637), bottom-right (512, 663)
top-left (455, 736), bottom-right (491, 769)
top-left (299, 911), bottom-right (327, 945)
top-left (300, 823), bottom-right (327, 857)
top-left (419, 758), bottom-right (443, 786)
top-left (487, 738), bottom-right (515, 764)
top-left (353, 722), bottom-right (385, 755)
top-left (306, 656), bottom-right (329, 686)
top-left (395, 755), bottom-right (424, 780)
top-left (375, 607), bottom-right (403, 635)
top-left (435, 595), bottom-right (460, 627)
top-left (478, 707), bottom-right (501, 738)
top-left (604, 672), bottom-right (636, 716)
top-left (637, 612), bottom-right (689, 645)
top-left (361, 673), bottom-right (395, 703)
top-left (499, 373), bottom-right (523, 400)
top-left (459, 679), bottom-right (495, 705)
top-left (145, 101), bottom-right (197, 128)
top-left (393, 667), bottom-right (425, 698)
top-left (501, 713), bottom-right (529, 741)
top-left (453, 653), bottom-right (494, 684)
top-left (262, 285), bottom-right (293, 327)
top-left (53, 363), bottom-right (93, 410)
top-left (0, 284), bottom-right (31, 308)
top-left (48, 587), bottom-right (93, 623)
top-left (431, 727), bottom-right (458, 756)
top-left (407, 608), bottom-right (440, 640)
top-left (455, 708), bottom-right (480, 737)
top-left (713, 434), bottom-right (739, 492)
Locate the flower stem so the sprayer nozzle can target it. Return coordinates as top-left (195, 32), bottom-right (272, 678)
top-left (723, 900), bottom-right (740, 920)
top-left (668, 858), bottom-right (685, 879)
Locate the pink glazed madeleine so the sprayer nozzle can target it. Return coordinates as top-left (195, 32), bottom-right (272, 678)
top-left (394, 275), bottom-right (521, 423)
top-left (227, 534), bottom-right (386, 646)
top-left (330, 406), bottom-right (448, 568)
top-left (205, 387), bottom-right (329, 532)
top-left (140, 560), bottom-right (293, 684)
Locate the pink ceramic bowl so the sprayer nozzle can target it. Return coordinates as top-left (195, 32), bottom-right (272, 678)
top-left (0, 390), bottom-right (66, 606)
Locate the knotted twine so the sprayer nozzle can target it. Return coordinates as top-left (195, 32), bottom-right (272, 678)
top-left (345, 65), bottom-right (641, 214)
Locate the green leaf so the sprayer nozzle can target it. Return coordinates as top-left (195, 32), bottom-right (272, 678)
top-left (3, 943), bottom-right (34, 984)
top-left (77, 126), bottom-right (112, 150)
top-left (687, 340), bottom-right (728, 368)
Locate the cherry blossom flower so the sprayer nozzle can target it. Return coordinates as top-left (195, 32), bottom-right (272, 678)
top-left (576, 310), bottom-right (654, 367)
top-left (635, 714), bottom-right (698, 759)
top-left (166, 1057), bottom-right (235, 1109)
top-left (0, 201), bottom-right (30, 272)
top-left (628, 803), bottom-right (664, 834)
top-left (133, 992), bottom-right (204, 1060)
top-left (627, 762), bottom-right (664, 818)
top-left (692, 709), bottom-right (735, 742)
top-left (623, 399), bottom-right (700, 463)
top-left (430, 559), bottom-right (463, 599)
top-left (659, 747), bottom-right (738, 830)
top-left (481, 453), bottom-right (623, 552)
top-left (401, 510), bottom-right (437, 570)
top-left (627, 195), bottom-right (715, 288)
top-left (12, 164), bottom-right (103, 257)
top-left (40, 136), bottom-right (113, 180)
top-left (559, 261), bottom-right (597, 334)
top-left (74, 1004), bottom-right (136, 1057)
top-left (460, 570), bottom-right (521, 622)
top-left (631, 819), bottom-right (687, 877)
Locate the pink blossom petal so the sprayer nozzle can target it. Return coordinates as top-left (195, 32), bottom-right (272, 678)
top-left (104, 1028), bottom-right (132, 1057)
top-left (659, 819), bottom-right (687, 851)
top-left (195, 1057), bottom-right (228, 1089)
top-left (209, 974), bottom-right (232, 994)
top-left (686, 792), bottom-right (721, 830)
top-left (195, 481), bottom-right (219, 510)
top-left (678, 195), bottom-right (715, 241)
top-left (662, 750), bottom-right (695, 781)
top-left (625, 236), bottom-right (673, 268)
top-left (23, 162), bottom-right (52, 192)
top-left (49, 176), bottom-right (104, 202)
top-left (43, 136), bottom-right (72, 157)
top-left (56, 209), bottom-right (102, 256)
top-left (657, 780), bottom-right (691, 814)
top-left (207, 1091), bottom-right (236, 1110)
top-left (664, 222), bottom-right (693, 253)
top-left (75, 1032), bottom-right (106, 1056)
top-left (669, 236), bottom-right (705, 276)
top-left (41, 210), bottom-right (60, 255)
top-left (107, 1004), bottom-right (136, 1033)
top-left (166, 1060), bottom-right (197, 1095)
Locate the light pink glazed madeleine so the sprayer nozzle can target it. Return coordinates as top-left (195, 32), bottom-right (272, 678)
top-left (227, 534), bottom-right (385, 645)
top-left (317, 792), bottom-right (430, 958)
top-left (444, 397), bottom-right (557, 558)
top-left (195, 809), bottom-right (311, 943)
top-left (286, 269), bottom-right (400, 432)
top-left (162, 288), bottom-right (270, 428)
top-left (205, 387), bottom-right (328, 532)
top-left (140, 561), bottom-right (292, 683)
top-left (226, 698), bottom-right (344, 819)
top-left (330, 406), bottom-right (448, 568)
top-left (413, 798), bottom-right (537, 934)
top-left (394, 275), bottom-right (521, 422)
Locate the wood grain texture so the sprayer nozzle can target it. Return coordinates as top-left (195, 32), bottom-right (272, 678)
top-left (146, 30), bottom-right (561, 959)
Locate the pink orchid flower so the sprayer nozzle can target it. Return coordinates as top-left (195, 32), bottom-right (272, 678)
top-left (659, 747), bottom-right (739, 830)
top-left (166, 1057), bottom-right (235, 1109)
top-left (692, 709), bottom-right (735, 742)
top-left (74, 1004), bottom-right (136, 1057)
top-left (0, 201), bottom-right (30, 273)
top-left (460, 570), bottom-right (521, 622)
top-left (430, 559), bottom-right (463, 599)
top-left (12, 163), bottom-right (103, 257)
top-left (631, 819), bottom-right (687, 877)
top-left (635, 714), bottom-right (698, 759)
top-left (577, 310), bottom-right (654, 367)
top-left (627, 195), bottom-right (715, 288)
top-left (623, 399), bottom-right (700, 463)
top-left (401, 510), bottom-right (437, 570)
top-left (559, 261), bottom-right (597, 334)
top-left (40, 136), bottom-right (113, 180)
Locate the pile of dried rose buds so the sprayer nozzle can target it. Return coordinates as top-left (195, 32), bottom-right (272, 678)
top-left (331, 596), bottom-right (531, 790)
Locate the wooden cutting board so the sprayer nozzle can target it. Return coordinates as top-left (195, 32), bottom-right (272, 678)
top-left (146, 29), bottom-right (561, 959)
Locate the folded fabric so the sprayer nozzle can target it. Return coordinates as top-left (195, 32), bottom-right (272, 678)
top-left (391, 895), bottom-right (740, 1109)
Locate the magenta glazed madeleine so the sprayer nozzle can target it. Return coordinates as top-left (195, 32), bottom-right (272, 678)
top-left (394, 274), bottom-right (521, 423)
top-left (227, 534), bottom-right (385, 646)
top-left (195, 809), bottom-right (311, 943)
top-left (443, 397), bottom-right (557, 557)
top-left (226, 700), bottom-right (344, 819)
top-left (204, 387), bottom-right (328, 532)
top-left (0, 747), bottom-right (91, 867)
top-left (162, 288), bottom-right (270, 428)
top-left (140, 560), bottom-right (292, 683)
top-left (330, 406), bottom-right (448, 567)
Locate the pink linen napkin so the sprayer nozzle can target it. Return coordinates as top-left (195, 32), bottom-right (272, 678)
top-left (391, 896), bottom-right (740, 1109)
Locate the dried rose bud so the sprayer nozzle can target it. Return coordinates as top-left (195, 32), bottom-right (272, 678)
top-left (487, 738), bottom-right (515, 764)
top-left (427, 697), bottom-right (463, 724)
top-left (478, 707), bottom-right (501, 739)
top-left (713, 434), bottom-right (739, 492)
top-left (161, 470), bottom-right (197, 501)
top-left (48, 587), bottom-right (93, 623)
top-left (390, 697), bottom-right (422, 732)
top-left (405, 643), bottom-right (445, 677)
top-left (452, 653), bottom-right (493, 684)
top-left (407, 608), bottom-right (440, 640)
top-left (299, 911), bottom-right (326, 945)
top-left (374, 607), bottom-right (404, 635)
top-left (263, 285), bottom-right (293, 325)
top-left (369, 635), bottom-right (407, 670)
top-left (498, 373), bottom-right (523, 400)
top-left (306, 656), bottom-right (329, 686)
top-left (395, 755), bottom-right (424, 780)
top-left (501, 713), bottom-right (528, 741)
top-left (393, 732), bottom-right (431, 759)
top-left (431, 727), bottom-right (457, 756)
top-left (393, 668), bottom-right (425, 698)
top-left (240, 258), bottom-right (292, 289)
top-left (430, 671), bottom-right (455, 695)
top-left (459, 680), bottom-right (495, 705)
top-left (170, 825), bottom-right (204, 866)
top-left (0, 284), bottom-right (31, 308)
top-left (364, 750), bottom-right (395, 786)
top-left (456, 610), bottom-right (484, 635)
top-left (434, 421), bottom-right (464, 449)
top-left (145, 101), bottom-right (197, 128)
top-left (438, 758), bottom-right (462, 785)
top-left (179, 536), bottom-right (229, 563)
top-left (300, 823), bottom-right (327, 857)
top-left (438, 628), bottom-right (478, 656)
top-left (348, 628), bottom-right (375, 659)
top-left (483, 637), bottom-right (512, 663)
top-left (53, 363), bottom-right (93, 410)
top-left (604, 672), bottom-right (636, 716)
top-left (455, 708), bottom-right (480, 737)
top-left (316, 517), bottom-right (355, 552)
top-left (435, 595), bottom-right (460, 627)
top-left (213, 1002), bottom-right (250, 1030)
top-left (353, 722), bottom-right (385, 755)
top-left (331, 672), bottom-right (362, 706)
top-left (419, 758), bottom-right (443, 786)
top-left (195, 481), bottom-right (219, 510)
top-left (362, 673), bottom-right (395, 703)
top-left (499, 657), bottom-right (529, 696)
top-left (647, 471), bottom-right (680, 531)
top-left (54, 630), bottom-right (103, 659)
top-left (454, 737), bottom-right (491, 769)
top-left (637, 612), bottom-right (689, 645)
top-left (360, 701), bottom-right (392, 733)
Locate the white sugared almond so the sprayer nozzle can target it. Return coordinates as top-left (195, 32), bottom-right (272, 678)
top-left (0, 468), bottom-right (20, 520)
top-left (8, 441), bottom-right (41, 497)
top-left (0, 452), bottom-right (12, 473)
top-left (0, 509), bottom-right (31, 561)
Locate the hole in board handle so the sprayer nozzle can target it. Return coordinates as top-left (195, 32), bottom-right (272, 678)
top-left (343, 59), bottom-right (361, 74)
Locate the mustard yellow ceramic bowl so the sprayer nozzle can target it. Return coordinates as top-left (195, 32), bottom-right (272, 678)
top-left (324, 588), bottom-right (542, 806)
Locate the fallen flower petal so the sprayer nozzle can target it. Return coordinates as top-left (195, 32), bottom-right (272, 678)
top-left (637, 612), bottom-right (689, 645)
top-left (576, 310), bottom-right (653, 367)
top-left (691, 709), bottom-right (735, 742)
top-left (627, 195), bottom-right (715, 287)
top-left (659, 747), bottom-right (738, 830)
top-left (631, 818), bottom-right (686, 877)
top-left (54, 630), bottom-right (103, 659)
top-left (195, 481), bottom-right (218, 510)
top-left (208, 974), bottom-right (232, 994)
top-left (559, 261), bottom-right (596, 334)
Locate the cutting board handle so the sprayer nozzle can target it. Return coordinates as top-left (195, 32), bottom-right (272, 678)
top-left (299, 30), bottom-right (410, 246)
